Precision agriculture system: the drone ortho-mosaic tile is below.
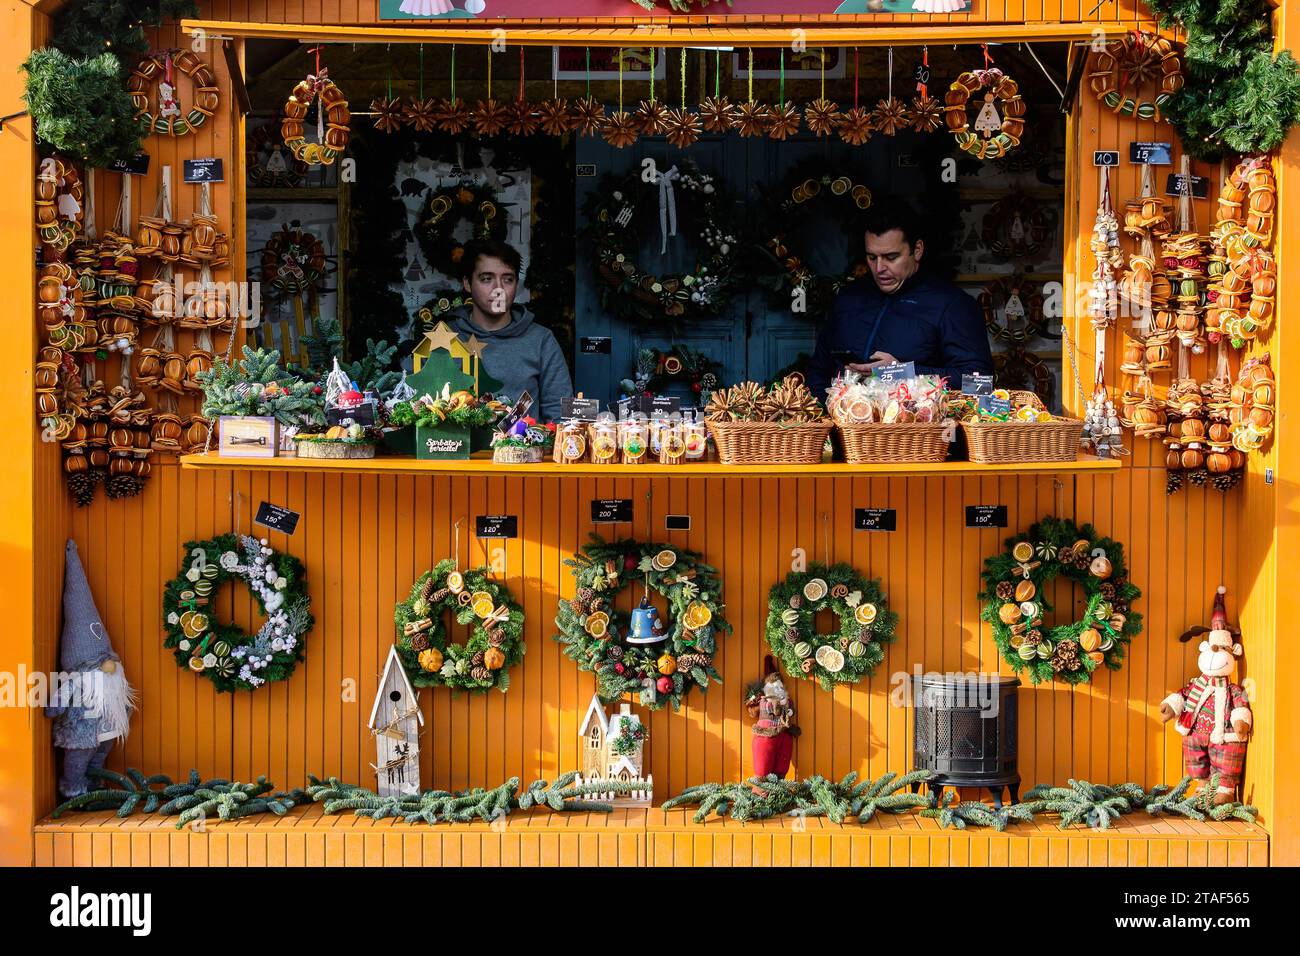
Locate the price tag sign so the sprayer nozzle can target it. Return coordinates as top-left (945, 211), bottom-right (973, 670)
top-left (1129, 141), bottom-right (1172, 165)
top-left (494, 391), bottom-right (534, 435)
top-left (1093, 150), bottom-right (1120, 167)
top-left (872, 361), bottom-right (916, 383)
top-left (254, 501), bottom-right (301, 535)
top-left (107, 153), bottom-right (150, 176)
top-left (961, 373), bottom-right (994, 396)
top-left (561, 397), bottom-right (601, 420)
top-left (1165, 173), bottom-right (1210, 199)
top-left (576, 163), bottom-right (597, 177)
top-left (855, 508), bottom-right (897, 532)
top-left (965, 505), bottom-right (1008, 529)
top-left (475, 515), bottom-right (518, 539)
top-left (665, 514), bottom-right (691, 531)
top-left (326, 401), bottom-right (377, 426)
top-left (183, 158), bottom-right (224, 183)
top-left (592, 499), bottom-right (634, 523)
top-left (978, 394), bottom-right (1013, 417)
top-left (580, 336), bottom-right (612, 354)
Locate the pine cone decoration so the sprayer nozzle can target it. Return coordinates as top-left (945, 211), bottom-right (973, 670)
top-left (784, 625), bottom-right (800, 643)
top-left (804, 98), bottom-right (842, 137)
top-left (1024, 630), bottom-right (1043, 646)
top-left (402, 97), bottom-right (438, 133)
top-left (420, 576), bottom-right (436, 602)
top-left (432, 588), bottom-right (450, 603)
top-left (607, 644), bottom-right (624, 661)
top-left (472, 98), bottom-right (509, 137)
top-left (104, 473), bottom-right (143, 500)
top-left (767, 102), bottom-right (802, 141)
top-left (571, 96), bottom-right (606, 136)
top-left (1073, 549), bottom-right (1093, 570)
top-left (470, 665), bottom-right (492, 682)
top-left (663, 107), bottom-right (702, 149)
top-left (435, 97), bottom-right (473, 135)
top-left (505, 99), bottom-right (540, 137)
top-left (602, 110), bottom-right (639, 149)
top-left (789, 594), bottom-right (803, 609)
top-left (838, 106), bottom-right (874, 146)
top-left (370, 96), bottom-right (404, 134)
top-left (66, 470), bottom-right (97, 507)
top-left (409, 632), bottom-right (430, 653)
top-left (1099, 583), bottom-right (1116, 600)
top-left (697, 95), bottom-right (738, 132)
top-left (569, 598), bottom-right (586, 616)
top-left (676, 653), bottom-right (711, 672)
top-left (634, 100), bottom-right (670, 136)
top-left (871, 97), bottom-right (912, 136)
top-left (471, 650), bottom-right (486, 668)
top-left (911, 95), bottom-right (944, 133)
top-left (576, 586), bottom-right (596, 610)
top-left (536, 98), bottom-right (573, 136)
top-left (733, 100), bottom-right (771, 137)
top-left (1051, 639), bottom-right (1081, 673)
top-left (995, 581), bottom-right (1015, 600)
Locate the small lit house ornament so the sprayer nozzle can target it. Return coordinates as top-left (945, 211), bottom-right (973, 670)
top-left (369, 645), bottom-right (424, 797)
top-left (575, 693), bottom-right (653, 806)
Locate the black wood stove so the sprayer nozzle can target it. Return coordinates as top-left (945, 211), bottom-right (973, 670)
top-left (911, 673), bottom-right (1021, 806)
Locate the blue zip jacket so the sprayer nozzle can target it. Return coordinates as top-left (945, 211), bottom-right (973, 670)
top-left (804, 271), bottom-right (994, 401)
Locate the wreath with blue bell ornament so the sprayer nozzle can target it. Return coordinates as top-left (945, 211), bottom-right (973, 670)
top-left (979, 517), bottom-right (1142, 685)
top-left (162, 534), bottom-right (312, 692)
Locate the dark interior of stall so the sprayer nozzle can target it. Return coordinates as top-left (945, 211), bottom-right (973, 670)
top-left (243, 41), bottom-right (1069, 411)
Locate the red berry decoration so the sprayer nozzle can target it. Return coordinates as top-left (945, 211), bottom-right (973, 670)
top-left (614, 662), bottom-right (625, 674)
top-left (624, 555), bottom-right (638, 571)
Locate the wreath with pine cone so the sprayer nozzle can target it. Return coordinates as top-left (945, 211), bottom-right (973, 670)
top-left (555, 535), bottom-right (731, 711)
top-left (979, 517), bottom-right (1142, 685)
top-left (765, 563), bottom-right (897, 690)
top-left (415, 181), bottom-right (508, 281)
top-left (394, 559), bottom-right (525, 693)
top-left (162, 535), bottom-right (313, 692)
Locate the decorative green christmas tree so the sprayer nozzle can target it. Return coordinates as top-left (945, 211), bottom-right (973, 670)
top-left (51, 0), bottom-right (198, 59)
top-left (197, 346), bottom-right (325, 426)
top-left (406, 322), bottom-right (504, 400)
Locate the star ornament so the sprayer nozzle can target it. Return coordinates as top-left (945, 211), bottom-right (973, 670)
top-left (910, 95), bottom-right (944, 133)
top-left (602, 110), bottom-right (639, 149)
top-left (370, 96), bottom-right (404, 134)
top-left (536, 98), bottom-right (573, 136)
top-left (663, 107), bottom-right (702, 149)
top-left (421, 321), bottom-right (461, 357)
top-left (571, 96), bottom-right (607, 137)
top-left (697, 95), bottom-right (738, 133)
top-left (767, 102), bottom-right (802, 141)
top-left (872, 97), bottom-right (913, 136)
top-left (838, 106), bottom-right (875, 146)
top-left (402, 97), bottom-right (438, 133)
top-left (734, 100), bottom-right (771, 138)
top-left (505, 99), bottom-right (541, 137)
top-left (804, 98), bottom-right (842, 137)
top-left (435, 97), bottom-right (472, 135)
top-left (634, 100), bottom-right (670, 136)
top-left (472, 98), bottom-right (509, 137)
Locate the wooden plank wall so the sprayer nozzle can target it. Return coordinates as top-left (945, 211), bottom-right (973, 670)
top-left (10, 1), bottom-right (1288, 864)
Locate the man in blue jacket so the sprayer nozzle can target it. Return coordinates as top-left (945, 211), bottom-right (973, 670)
top-left (804, 198), bottom-right (994, 401)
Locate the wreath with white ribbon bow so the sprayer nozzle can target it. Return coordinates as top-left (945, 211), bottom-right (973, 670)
top-left (163, 535), bottom-right (312, 692)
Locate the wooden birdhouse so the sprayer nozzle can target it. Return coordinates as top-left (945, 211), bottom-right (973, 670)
top-left (369, 645), bottom-right (424, 797)
top-left (575, 695), bottom-right (653, 807)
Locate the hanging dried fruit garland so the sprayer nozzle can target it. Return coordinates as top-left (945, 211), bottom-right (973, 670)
top-left (394, 559), bottom-right (525, 694)
top-left (128, 50), bottom-right (220, 137)
top-left (414, 180), bottom-right (508, 280)
top-left (764, 564), bottom-right (897, 690)
top-left (980, 518), bottom-right (1142, 686)
top-left (945, 48), bottom-right (1025, 160)
top-left (282, 52), bottom-right (350, 167)
top-left (1087, 30), bottom-right (1183, 121)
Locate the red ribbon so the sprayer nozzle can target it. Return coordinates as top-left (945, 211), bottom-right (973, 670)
top-left (982, 44), bottom-right (993, 69)
top-left (519, 47), bottom-right (526, 102)
top-left (164, 52), bottom-right (173, 85)
top-left (918, 47), bottom-right (929, 99)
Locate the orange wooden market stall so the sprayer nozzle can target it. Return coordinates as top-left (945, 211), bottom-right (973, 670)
top-left (2, 0), bottom-right (1297, 869)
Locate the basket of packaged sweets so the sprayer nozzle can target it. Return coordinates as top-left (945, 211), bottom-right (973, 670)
top-left (826, 371), bottom-right (952, 463)
top-left (959, 389), bottom-right (1083, 463)
top-left (492, 418), bottom-right (556, 463)
top-left (704, 375), bottom-right (834, 465)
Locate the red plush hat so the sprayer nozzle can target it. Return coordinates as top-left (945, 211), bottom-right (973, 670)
top-left (1211, 585), bottom-right (1229, 632)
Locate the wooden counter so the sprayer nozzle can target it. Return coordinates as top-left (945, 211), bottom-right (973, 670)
top-left (180, 452), bottom-right (1124, 478)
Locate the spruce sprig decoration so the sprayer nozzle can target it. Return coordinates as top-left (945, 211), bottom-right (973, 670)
top-left (21, 49), bottom-right (143, 167)
top-left (1021, 778), bottom-right (1135, 829)
top-left (1144, 774), bottom-right (1259, 822)
top-left (50, 768), bottom-right (174, 818)
top-left (51, 0), bottom-right (198, 59)
top-left (920, 790), bottom-right (1036, 830)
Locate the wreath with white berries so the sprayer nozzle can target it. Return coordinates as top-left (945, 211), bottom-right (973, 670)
top-left (979, 517), bottom-right (1142, 685)
top-left (162, 534), bottom-right (312, 692)
top-left (765, 563), bottom-right (898, 689)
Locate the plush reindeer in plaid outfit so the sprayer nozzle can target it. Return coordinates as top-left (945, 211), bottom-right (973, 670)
top-left (1160, 586), bottom-right (1252, 805)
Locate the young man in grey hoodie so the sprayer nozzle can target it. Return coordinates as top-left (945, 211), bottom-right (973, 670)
top-left (448, 239), bottom-right (573, 423)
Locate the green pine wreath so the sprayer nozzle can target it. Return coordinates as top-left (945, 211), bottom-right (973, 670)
top-left (393, 559), bottom-right (525, 693)
top-left (415, 181), bottom-right (508, 280)
top-left (979, 517), bottom-right (1142, 685)
top-left (555, 535), bottom-right (731, 711)
top-left (765, 563), bottom-right (898, 689)
top-left (162, 534), bottom-right (312, 692)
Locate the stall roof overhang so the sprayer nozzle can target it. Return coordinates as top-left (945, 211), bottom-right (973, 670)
top-left (181, 18), bottom-right (1154, 47)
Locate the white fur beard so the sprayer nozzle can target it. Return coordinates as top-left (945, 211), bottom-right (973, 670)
top-left (83, 666), bottom-right (138, 740)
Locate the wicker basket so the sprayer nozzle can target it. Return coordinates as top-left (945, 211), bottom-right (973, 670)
top-left (294, 440), bottom-right (377, 460)
top-left (962, 391), bottom-right (1083, 464)
top-left (837, 421), bottom-right (951, 463)
top-left (707, 419), bottom-right (834, 465)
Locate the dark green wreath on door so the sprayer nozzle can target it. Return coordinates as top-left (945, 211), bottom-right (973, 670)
top-left (415, 181), bottom-right (508, 280)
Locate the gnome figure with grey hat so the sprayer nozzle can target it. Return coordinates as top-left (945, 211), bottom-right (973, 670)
top-left (45, 540), bottom-right (138, 798)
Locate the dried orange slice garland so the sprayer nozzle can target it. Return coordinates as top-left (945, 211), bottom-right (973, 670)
top-left (1087, 30), bottom-right (1182, 121)
top-left (163, 535), bottom-right (312, 692)
top-left (393, 558), bottom-right (525, 693)
top-left (282, 68), bottom-right (351, 166)
top-left (129, 51), bottom-right (220, 137)
top-left (980, 517), bottom-right (1142, 685)
top-left (944, 67), bottom-right (1025, 160)
top-left (555, 535), bottom-right (730, 711)
top-left (765, 563), bottom-right (897, 690)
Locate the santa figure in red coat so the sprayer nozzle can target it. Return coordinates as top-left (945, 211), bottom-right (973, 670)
top-left (1160, 586), bottom-right (1252, 805)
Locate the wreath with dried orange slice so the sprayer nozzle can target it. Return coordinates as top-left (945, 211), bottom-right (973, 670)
top-left (128, 51), bottom-right (220, 137)
top-left (765, 563), bottom-right (897, 690)
top-left (979, 517), bottom-right (1142, 686)
top-left (555, 535), bottom-right (730, 711)
top-left (281, 69), bottom-right (351, 166)
top-left (944, 67), bottom-right (1025, 161)
top-left (393, 559), bottom-right (525, 694)
top-left (163, 535), bottom-right (312, 693)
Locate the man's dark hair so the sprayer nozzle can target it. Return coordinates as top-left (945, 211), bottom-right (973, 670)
top-left (460, 239), bottom-right (523, 280)
top-left (863, 197), bottom-right (922, 248)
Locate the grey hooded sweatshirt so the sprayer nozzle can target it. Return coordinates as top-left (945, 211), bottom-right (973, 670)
top-left (448, 304), bottom-right (574, 423)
